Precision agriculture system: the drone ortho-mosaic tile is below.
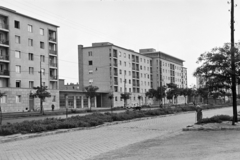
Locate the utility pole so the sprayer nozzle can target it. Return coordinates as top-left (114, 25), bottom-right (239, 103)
top-left (230, 0), bottom-right (238, 125)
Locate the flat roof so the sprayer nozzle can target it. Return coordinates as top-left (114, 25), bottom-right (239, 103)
top-left (143, 51), bottom-right (185, 62)
top-left (0, 6), bottom-right (59, 28)
top-left (81, 43), bottom-right (152, 59)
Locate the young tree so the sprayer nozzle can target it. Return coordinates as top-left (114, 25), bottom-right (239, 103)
top-left (137, 95), bottom-right (142, 106)
top-left (166, 83), bottom-right (179, 104)
top-left (85, 85), bottom-right (99, 111)
top-left (179, 88), bottom-right (189, 105)
top-left (31, 86), bottom-right (51, 114)
top-left (196, 87), bottom-right (209, 104)
top-left (120, 92), bottom-right (131, 108)
top-left (108, 93), bottom-right (113, 113)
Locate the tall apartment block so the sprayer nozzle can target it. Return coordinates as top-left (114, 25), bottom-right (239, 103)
top-left (139, 48), bottom-right (187, 89)
top-left (78, 42), bottom-right (152, 107)
top-left (0, 7), bottom-right (59, 112)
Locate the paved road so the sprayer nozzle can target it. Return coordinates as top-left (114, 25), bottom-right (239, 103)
top-left (0, 107), bottom-right (236, 160)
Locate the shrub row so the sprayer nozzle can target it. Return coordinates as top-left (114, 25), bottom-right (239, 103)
top-left (196, 115), bottom-right (233, 124)
top-left (0, 104), bottom-right (230, 136)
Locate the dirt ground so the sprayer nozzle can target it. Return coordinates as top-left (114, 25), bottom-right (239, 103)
top-left (90, 130), bottom-right (240, 160)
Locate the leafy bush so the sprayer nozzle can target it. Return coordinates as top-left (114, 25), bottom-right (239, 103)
top-left (0, 103), bottom-right (231, 136)
top-left (196, 115), bottom-right (232, 124)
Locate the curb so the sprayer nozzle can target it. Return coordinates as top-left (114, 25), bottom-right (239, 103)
top-left (0, 106), bottom-right (231, 144)
top-left (182, 127), bottom-right (240, 131)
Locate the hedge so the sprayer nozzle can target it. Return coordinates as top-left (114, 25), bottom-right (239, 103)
top-left (0, 104), bottom-right (230, 136)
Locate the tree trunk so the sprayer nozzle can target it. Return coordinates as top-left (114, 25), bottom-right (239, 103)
top-left (40, 99), bottom-right (44, 115)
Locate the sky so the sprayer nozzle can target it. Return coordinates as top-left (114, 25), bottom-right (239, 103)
top-left (1, 0), bottom-right (240, 87)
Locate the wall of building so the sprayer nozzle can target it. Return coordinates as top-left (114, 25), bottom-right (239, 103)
top-left (0, 87), bottom-right (59, 113)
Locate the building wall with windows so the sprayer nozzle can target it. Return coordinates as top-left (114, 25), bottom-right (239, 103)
top-left (78, 42), bottom-right (153, 107)
top-left (0, 6), bottom-right (59, 112)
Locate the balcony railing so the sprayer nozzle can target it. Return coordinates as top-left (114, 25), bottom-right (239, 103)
top-left (0, 23), bottom-right (8, 30)
top-left (113, 63), bottom-right (118, 67)
top-left (0, 70), bottom-right (9, 76)
top-left (49, 50), bottom-right (57, 55)
top-left (50, 62), bottom-right (57, 67)
top-left (50, 76), bottom-right (58, 80)
top-left (0, 40), bottom-right (9, 45)
top-left (113, 54), bottom-right (117, 58)
top-left (114, 72), bottom-right (118, 76)
top-left (49, 36), bottom-right (56, 42)
top-left (114, 81), bottom-right (118, 85)
top-left (0, 55), bottom-right (9, 61)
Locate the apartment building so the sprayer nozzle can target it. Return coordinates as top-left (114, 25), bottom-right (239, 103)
top-left (139, 48), bottom-right (187, 89)
top-left (0, 6), bottom-right (59, 112)
top-left (78, 42), bottom-right (153, 107)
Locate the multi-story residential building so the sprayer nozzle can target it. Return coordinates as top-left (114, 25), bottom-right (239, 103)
top-left (78, 42), bottom-right (152, 107)
top-left (139, 48), bottom-right (187, 89)
top-left (0, 6), bottom-right (59, 112)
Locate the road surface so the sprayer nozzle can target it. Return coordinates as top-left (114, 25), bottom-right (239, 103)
top-left (0, 107), bottom-right (237, 160)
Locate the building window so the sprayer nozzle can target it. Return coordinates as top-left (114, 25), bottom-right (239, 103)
top-left (89, 79), bottom-right (93, 84)
top-left (16, 95), bottom-right (21, 103)
top-left (28, 39), bottom-right (33, 46)
top-left (40, 55), bottom-right (45, 62)
top-left (29, 67), bottom-right (34, 74)
top-left (29, 81), bottom-right (34, 88)
top-left (119, 69), bottom-right (122, 74)
top-left (28, 25), bottom-right (33, 32)
top-left (0, 95), bottom-right (6, 103)
top-left (16, 80), bottom-right (21, 88)
top-left (40, 28), bottom-right (44, 35)
top-left (119, 60), bottom-right (121, 65)
top-left (52, 96), bottom-right (56, 102)
top-left (89, 70), bottom-right (93, 74)
top-left (15, 51), bottom-right (21, 58)
top-left (42, 82), bottom-right (45, 86)
top-left (129, 80), bottom-right (131, 84)
top-left (129, 71), bottom-right (131, 76)
top-left (40, 42), bottom-right (44, 49)
top-left (16, 65), bottom-right (21, 73)
top-left (28, 53), bottom-right (34, 61)
top-left (129, 88), bottom-right (131, 92)
top-left (15, 36), bottom-right (20, 44)
top-left (88, 51), bottom-right (92, 56)
top-left (124, 62), bottom-right (126, 66)
top-left (14, 21), bottom-right (20, 29)
top-left (89, 60), bottom-right (93, 65)
top-left (41, 68), bottom-right (45, 75)
top-left (115, 96), bottom-right (117, 101)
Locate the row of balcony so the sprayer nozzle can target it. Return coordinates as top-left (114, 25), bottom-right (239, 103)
top-left (0, 40), bottom-right (9, 45)
top-left (0, 23), bottom-right (8, 30)
top-left (0, 70), bottom-right (9, 76)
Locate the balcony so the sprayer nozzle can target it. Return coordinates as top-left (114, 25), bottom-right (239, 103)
top-left (0, 39), bottom-right (9, 46)
top-left (113, 63), bottom-right (118, 67)
top-left (0, 23), bottom-right (8, 30)
top-left (49, 36), bottom-right (56, 42)
top-left (50, 76), bottom-right (58, 80)
top-left (0, 70), bottom-right (9, 76)
top-left (49, 49), bottom-right (57, 55)
top-left (0, 55), bottom-right (9, 61)
top-left (114, 81), bottom-right (118, 85)
top-left (49, 62), bottom-right (57, 67)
